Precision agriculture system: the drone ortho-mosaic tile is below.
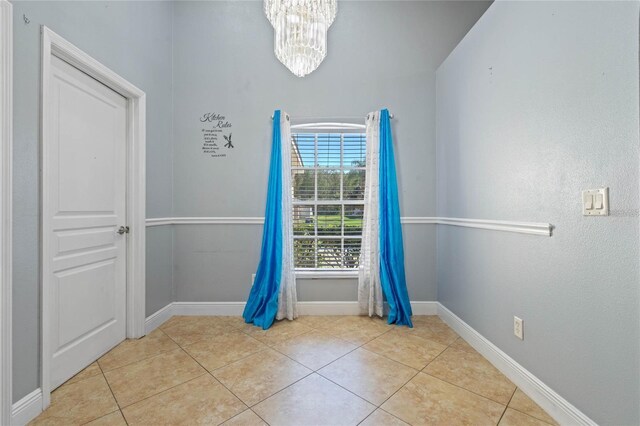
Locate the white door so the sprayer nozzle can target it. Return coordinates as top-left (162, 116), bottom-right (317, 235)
top-left (44, 55), bottom-right (128, 389)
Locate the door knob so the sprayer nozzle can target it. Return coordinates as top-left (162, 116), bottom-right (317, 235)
top-left (117, 226), bottom-right (130, 235)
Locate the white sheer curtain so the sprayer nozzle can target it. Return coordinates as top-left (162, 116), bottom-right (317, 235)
top-left (358, 111), bottom-right (384, 317)
top-left (277, 112), bottom-right (298, 320)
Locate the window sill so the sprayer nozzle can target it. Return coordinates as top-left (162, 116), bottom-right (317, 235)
top-left (295, 270), bottom-right (358, 279)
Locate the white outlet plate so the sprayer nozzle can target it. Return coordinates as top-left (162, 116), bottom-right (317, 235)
top-left (514, 316), bottom-right (524, 340)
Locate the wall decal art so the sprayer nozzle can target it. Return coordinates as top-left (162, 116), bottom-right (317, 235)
top-left (200, 112), bottom-right (233, 158)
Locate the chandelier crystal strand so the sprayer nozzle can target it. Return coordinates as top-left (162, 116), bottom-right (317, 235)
top-left (265, 0), bottom-right (337, 77)
top-left (265, 0), bottom-right (336, 27)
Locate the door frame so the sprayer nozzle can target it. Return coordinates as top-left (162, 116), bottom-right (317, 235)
top-left (40, 26), bottom-right (146, 407)
top-left (0, 0), bottom-right (12, 424)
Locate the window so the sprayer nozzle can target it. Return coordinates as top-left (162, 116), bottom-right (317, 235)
top-left (291, 128), bottom-right (366, 270)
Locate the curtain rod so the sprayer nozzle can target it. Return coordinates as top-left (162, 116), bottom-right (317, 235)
top-left (271, 113), bottom-right (394, 120)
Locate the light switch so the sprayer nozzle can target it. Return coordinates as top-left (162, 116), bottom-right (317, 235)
top-left (584, 194), bottom-right (593, 210)
top-left (594, 193), bottom-right (603, 209)
top-left (582, 188), bottom-right (609, 216)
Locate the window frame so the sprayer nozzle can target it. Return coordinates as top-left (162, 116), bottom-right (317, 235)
top-left (290, 123), bottom-right (366, 277)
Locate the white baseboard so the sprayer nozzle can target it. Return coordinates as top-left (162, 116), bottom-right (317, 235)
top-left (145, 301), bottom-right (439, 330)
top-left (144, 303), bottom-right (174, 334)
top-left (437, 303), bottom-right (595, 426)
top-left (297, 301), bottom-right (361, 315)
top-left (409, 301), bottom-right (438, 315)
top-left (11, 389), bottom-right (42, 426)
top-left (173, 302), bottom-right (246, 316)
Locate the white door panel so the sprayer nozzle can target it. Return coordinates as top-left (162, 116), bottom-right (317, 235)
top-left (46, 55), bottom-right (127, 389)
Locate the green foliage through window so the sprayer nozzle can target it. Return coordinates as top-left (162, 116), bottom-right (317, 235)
top-left (291, 131), bottom-right (366, 269)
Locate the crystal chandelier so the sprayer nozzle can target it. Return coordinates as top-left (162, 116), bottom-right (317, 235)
top-left (264, 0), bottom-right (337, 77)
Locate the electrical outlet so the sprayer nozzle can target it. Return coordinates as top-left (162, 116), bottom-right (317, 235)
top-left (514, 316), bottom-right (524, 340)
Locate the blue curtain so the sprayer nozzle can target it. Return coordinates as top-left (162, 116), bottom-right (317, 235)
top-left (242, 110), bottom-right (284, 329)
top-left (378, 109), bottom-right (413, 327)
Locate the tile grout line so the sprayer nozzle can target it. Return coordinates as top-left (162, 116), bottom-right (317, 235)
top-left (420, 370), bottom-right (514, 409)
top-left (238, 318), bottom-right (395, 412)
top-left (248, 408), bottom-right (271, 426)
top-left (356, 409), bottom-right (381, 426)
top-left (496, 386), bottom-right (519, 425)
top-left (79, 408), bottom-right (123, 426)
top-left (359, 323), bottom-right (472, 421)
top-left (98, 328), bottom-right (181, 375)
top-left (102, 332), bottom-right (212, 413)
top-left (316, 316), bottom-right (444, 424)
top-left (419, 344), bottom-right (518, 407)
top-left (310, 322), bottom-right (429, 421)
top-left (359, 329), bottom-right (457, 417)
top-left (40, 315), bottom-right (495, 426)
top-left (351, 321), bottom-right (489, 424)
top-left (508, 403), bottom-right (556, 425)
top-left (95, 359), bottom-right (130, 426)
top-left (372, 361), bottom-right (422, 411)
top-left (268, 322), bottom-right (394, 408)
top-left (116, 369), bottom-right (211, 413)
top-left (141, 314), bottom-right (536, 421)
top-left (167, 327), bottom-right (276, 425)
top-left (378, 407), bottom-right (412, 425)
top-left (247, 369), bottom-right (316, 409)
top-left (305, 319), bottom-right (423, 424)
top-left (312, 328), bottom-right (405, 408)
top-left (417, 334), bottom-right (518, 408)
top-left (167, 317), bottom-right (402, 423)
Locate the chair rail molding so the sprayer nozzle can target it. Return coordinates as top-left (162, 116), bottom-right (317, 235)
top-left (0, 1), bottom-right (13, 424)
top-left (146, 216), bottom-right (553, 236)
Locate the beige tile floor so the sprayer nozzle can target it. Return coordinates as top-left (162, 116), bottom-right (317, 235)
top-left (30, 315), bottom-right (558, 426)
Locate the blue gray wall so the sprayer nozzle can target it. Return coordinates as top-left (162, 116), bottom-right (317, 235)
top-left (170, 0), bottom-right (490, 304)
top-left (10, 0), bottom-right (492, 404)
top-left (435, 2), bottom-right (640, 424)
top-left (11, 1), bottom-right (174, 402)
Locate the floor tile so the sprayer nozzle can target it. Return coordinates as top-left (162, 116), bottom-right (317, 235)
top-left (509, 389), bottom-right (558, 425)
top-left (183, 330), bottom-right (267, 372)
top-left (359, 409), bottom-right (409, 426)
top-left (396, 316), bottom-right (459, 346)
top-left (296, 315), bottom-right (344, 329)
top-left (221, 409), bottom-right (268, 426)
top-left (103, 348), bottom-right (206, 407)
top-left (318, 348), bottom-right (417, 405)
top-left (241, 319), bottom-right (313, 346)
top-left (65, 362), bottom-right (102, 386)
top-left (98, 329), bottom-right (179, 372)
top-left (271, 330), bottom-right (357, 370)
top-left (29, 375), bottom-right (118, 425)
top-left (382, 372), bottom-right (506, 425)
top-left (212, 348), bottom-right (311, 406)
top-left (363, 330), bottom-right (447, 370)
top-left (85, 410), bottom-right (127, 425)
top-left (122, 374), bottom-right (246, 425)
top-left (423, 346), bottom-right (516, 404)
top-left (27, 315), bottom-right (546, 426)
top-left (253, 373), bottom-right (375, 426)
top-left (499, 408), bottom-right (555, 426)
top-left (161, 316), bottom-right (239, 346)
top-left (319, 316), bottom-right (391, 345)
